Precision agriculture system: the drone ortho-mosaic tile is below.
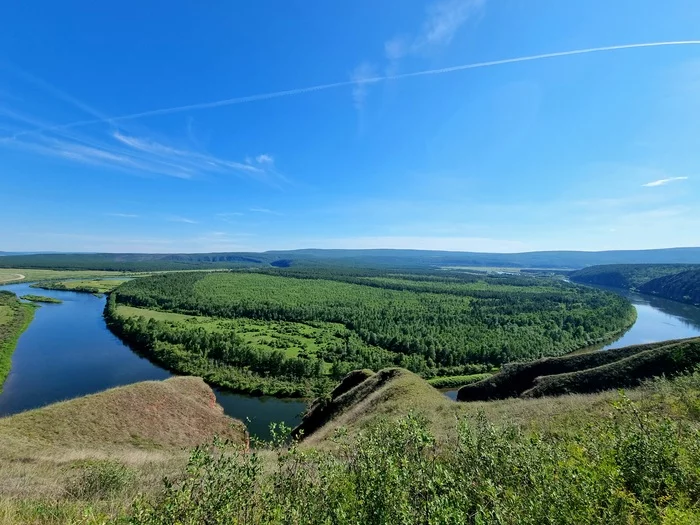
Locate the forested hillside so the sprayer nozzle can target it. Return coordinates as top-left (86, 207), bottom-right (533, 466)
top-left (106, 269), bottom-right (635, 396)
top-left (569, 264), bottom-right (700, 305)
top-left (638, 269), bottom-right (700, 305)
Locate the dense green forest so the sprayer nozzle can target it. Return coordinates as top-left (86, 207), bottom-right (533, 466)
top-left (638, 269), bottom-right (700, 305)
top-left (0, 291), bottom-right (36, 390)
top-left (569, 263), bottom-right (700, 289)
top-left (2, 246), bottom-right (700, 272)
top-left (570, 264), bottom-right (700, 304)
top-left (106, 269), bottom-right (635, 396)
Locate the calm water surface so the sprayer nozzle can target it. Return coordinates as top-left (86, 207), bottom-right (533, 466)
top-left (0, 282), bottom-right (305, 439)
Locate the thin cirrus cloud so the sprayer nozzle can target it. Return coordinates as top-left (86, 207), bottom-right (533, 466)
top-left (0, 66), bottom-right (281, 183)
top-left (249, 207), bottom-right (283, 215)
top-left (642, 176), bottom-right (689, 187)
top-left (166, 216), bottom-right (199, 224)
top-left (105, 212), bottom-right (139, 218)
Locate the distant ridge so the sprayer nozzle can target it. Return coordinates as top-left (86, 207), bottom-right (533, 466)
top-left (1, 247), bottom-right (699, 271)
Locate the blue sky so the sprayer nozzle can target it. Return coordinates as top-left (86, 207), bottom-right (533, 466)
top-left (1, 0), bottom-right (699, 253)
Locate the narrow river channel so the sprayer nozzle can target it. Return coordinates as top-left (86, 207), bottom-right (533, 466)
top-left (2, 282), bottom-right (700, 433)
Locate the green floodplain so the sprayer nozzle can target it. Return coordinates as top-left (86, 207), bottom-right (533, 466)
top-left (1, 259), bottom-right (700, 523)
top-left (20, 294), bottom-right (63, 304)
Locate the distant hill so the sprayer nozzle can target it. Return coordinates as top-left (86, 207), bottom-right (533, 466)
top-left (569, 263), bottom-right (700, 305)
top-left (1, 247), bottom-right (700, 271)
top-left (638, 269), bottom-right (700, 305)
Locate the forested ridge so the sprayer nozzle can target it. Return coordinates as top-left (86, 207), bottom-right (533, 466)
top-left (106, 270), bottom-right (635, 396)
top-left (2, 246), bottom-right (700, 272)
top-left (570, 264), bottom-right (700, 305)
top-left (638, 269), bottom-right (700, 305)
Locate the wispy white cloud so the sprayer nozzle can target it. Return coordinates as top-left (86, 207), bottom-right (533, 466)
top-left (255, 153), bottom-right (274, 165)
top-left (351, 62), bottom-right (378, 111)
top-left (413, 0), bottom-right (485, 51)
top-left (249, 207), bottom-right (283, 216)
top-left (642, 176), bottom-right (689, 187)
top-left (105, 213), bottom-right (139, 218)
top-left (0, 66), bottom-right (283, 183)
top-left (166, 216), bottom-right (199, 224)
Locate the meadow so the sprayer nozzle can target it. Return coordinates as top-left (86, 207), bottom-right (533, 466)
top-left (0, 268), bottom-right (127, 285)
top-left (31, 279), bottom-right (129, 295)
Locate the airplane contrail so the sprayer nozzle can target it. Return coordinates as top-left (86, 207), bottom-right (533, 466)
top-left (10, 40), bottom-right (700, 136)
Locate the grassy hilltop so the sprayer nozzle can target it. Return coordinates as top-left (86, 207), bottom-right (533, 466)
top-left (0, 377), bottom-right (245, 523)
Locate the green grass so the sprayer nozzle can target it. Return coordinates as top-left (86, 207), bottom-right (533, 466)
top-left (427, 373), bottom-right (493, 389)
top-left (115, 304), bottom-right (348, 360)
top-left (0, 268), bottom-right (128, 285)
top-left (31, 279), bottom-right (129, 294)
top-left (0, 291), bottom-right (36, 391)
top-left (20, 295), bottom-right (62, 304)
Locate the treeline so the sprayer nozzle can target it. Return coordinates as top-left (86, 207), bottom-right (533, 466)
top-left (569, 263), bottom-right (700, 289)
top-left (113, 270), bottom-right (636, 371)
top-left (0, 291), bottom-right (36, 389)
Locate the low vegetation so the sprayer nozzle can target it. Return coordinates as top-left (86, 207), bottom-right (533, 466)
top-left (0, 268), bottom-right (127, 285)
top-left (31, 279), bottom-right (128, 295)
top-left (0, 291), bottom-right (36, 391)
top-left (0, 377), bottom-right (245, 523)
top-left (3, 366), bottom-right (700, 523)
top-left (20, 294), bottom-right (62, 304)
top-left (458, 337), bottom-right (700, 401)
top-left (131, 369), bottom-right (700, 524)
top-left (426, 373), bottom-right (493, 389)
top-left (106, 270), bottom-right (635, 397)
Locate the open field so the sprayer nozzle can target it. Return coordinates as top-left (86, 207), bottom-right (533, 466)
top-left (0, 269), bottom-right (128, 285)
top-left (116, 305), bottom-right (347, 360)
top-left (31, 279), bottom-right (129, 294)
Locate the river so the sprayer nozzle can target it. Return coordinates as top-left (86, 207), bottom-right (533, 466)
top-left (2, 282), bottom-right (700, 429)
top-left (0, 282), bottom-right (306, 439)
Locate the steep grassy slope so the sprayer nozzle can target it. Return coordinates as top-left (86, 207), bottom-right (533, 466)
top-left (458, 337), bottom-right (700, 401)
top-left (638, 268), bottom-right (700, 305)
top-left (0, 377), bottom-right (245, 523)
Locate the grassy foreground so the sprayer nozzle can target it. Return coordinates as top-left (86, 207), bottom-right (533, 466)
top-left (133, 369), bottom-right (700, 524)
top-left (1, 368), bottom-right (700, 523)
top-left (0, 377), bottom-right (245, 524)
top-left (0, 291), bottom-right (36, 391)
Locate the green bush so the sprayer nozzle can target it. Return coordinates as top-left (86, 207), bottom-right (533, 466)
top-left (129, 394), bottom-right (700, 524)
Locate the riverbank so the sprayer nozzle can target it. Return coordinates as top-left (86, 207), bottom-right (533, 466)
top-left (0, 292), bottom-right (36, 391)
